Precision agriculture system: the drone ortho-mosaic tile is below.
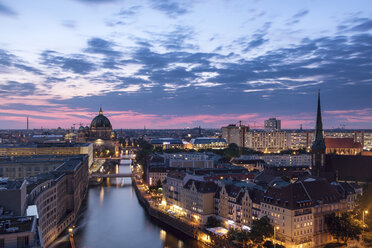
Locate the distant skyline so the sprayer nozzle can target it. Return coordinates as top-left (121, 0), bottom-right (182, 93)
top-left (0, 0), bottom-right (371, 129)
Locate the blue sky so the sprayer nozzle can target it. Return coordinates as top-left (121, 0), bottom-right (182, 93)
top-left (0, 0), bottom-right (371, 129)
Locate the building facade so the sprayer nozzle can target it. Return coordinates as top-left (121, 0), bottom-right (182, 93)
top-left (190, 137), bottom-right (227, 150)
top-left (0, 143), bottom-right (93, 168)
top-left (221, 124), bottom-right (249, 147)
top-left (238, 154), bottom-right (312, 167)
top-left (265, 118), bottom-right (281, 132)
top-left (27, 155), bottom-right (89, 247)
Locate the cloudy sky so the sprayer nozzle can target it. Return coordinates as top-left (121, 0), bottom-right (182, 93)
top-left (0, 0), bottom-right (371, 129)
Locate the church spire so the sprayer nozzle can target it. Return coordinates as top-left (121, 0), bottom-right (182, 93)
top-left (99, 105), bottom-right (103, 115)
top-left (312, 90), bottom-right (325, 150)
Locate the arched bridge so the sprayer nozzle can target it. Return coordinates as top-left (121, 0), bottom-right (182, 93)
top-left (90, 173), bottom-right (132, 178)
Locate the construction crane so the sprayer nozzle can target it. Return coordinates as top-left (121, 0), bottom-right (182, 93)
top-left (250, 121), bottom-right (264, 129)
top-left (233, 120), bottom-right (250, 127)
top-left (72, 123), bottom-right (85, 129)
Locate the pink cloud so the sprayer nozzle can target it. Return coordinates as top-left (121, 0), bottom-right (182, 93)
top-left (0, 107), bottom-right (371, 129)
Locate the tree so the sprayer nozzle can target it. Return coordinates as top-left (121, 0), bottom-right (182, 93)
top-left (353, 184), bottom-right (372, 231)
top-left (227, 228), bottom-right (250, 244)
top-left (241, 147), bottom-right (262, 155)
top-left (325, 212), bottom-right (362, 244)
top-left (263, 240), bottom-right (285, 248)
top-left (224, 143), bottom-right (240, 160)
top-left (249, 216), bottom-right (274, 245)
top-left (155, 179), bottom-right (162, 189)
top-left (136, 139), bottom-right (152, 166)
top-left (205, 216), bottom-right (222, 228)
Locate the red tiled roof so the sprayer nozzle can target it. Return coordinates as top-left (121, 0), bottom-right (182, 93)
top-left (264, 179), bottom-right (342, 210)
top-left (324, 138), bottom-right (362, 149)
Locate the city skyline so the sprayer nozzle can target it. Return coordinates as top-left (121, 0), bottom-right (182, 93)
top-left (0, 0), bottom-right (372, 129)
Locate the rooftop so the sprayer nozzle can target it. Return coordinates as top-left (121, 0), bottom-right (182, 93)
top-left (0, 143), bottom-right (91, 148)
top-left (0, 216), bottom-right (35, 235)
top-left (324, 138), bottom-right (362, 149)
top-left (55, 157), bottom-right (84, 172)
top-left (184, 179), bottom-right (218, 193)
top-left (263, 178), bottom-right (342, 210)
top-left (0, 178), bottom-right (24, 190)
top-left (150, 138), bottom-right (183, 145)
top-left (190, 137), bottom-right (226, 144)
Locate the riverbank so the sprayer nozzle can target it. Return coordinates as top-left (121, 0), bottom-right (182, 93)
top-left (132, 177), bottom-right (237, 248)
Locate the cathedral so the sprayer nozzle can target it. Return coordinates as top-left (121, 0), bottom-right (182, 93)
top-left (77, 106), bottom-right (119, 157)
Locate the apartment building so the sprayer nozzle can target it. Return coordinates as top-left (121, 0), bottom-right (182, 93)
top-left (259, 178), bottom-right (354, 248)
top-left (162, 171), bottom-right (360, 248)
top-left (238, 154), bottom-right (311, 167)
top-left (182, 180), bottom-right (217, 224)
top-left (215, 184), bottom-right (252, 228)
top-left (245, 131), bottom-right (288, 153)
top-left (27, 155), bottom-right (89, 247)
top-left (221, 124), bottom-right (249, 147)
top-left (163, 153), bottom-right (216, 169)
top-left (163, 171), bottom-right (187, 207)
top-left (221, 125), bottom-right (372, 152)
top-left (265, 118), bottom-right (281, 132)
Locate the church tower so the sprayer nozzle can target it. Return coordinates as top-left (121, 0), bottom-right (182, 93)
top-left (311, 90), bottom-right (326, 176)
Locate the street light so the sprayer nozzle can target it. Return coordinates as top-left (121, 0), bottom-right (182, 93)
top-left (274, 226), bottom-right (279, 248)
top-left (68, 226), bottom-right (76, 248)
top-left (363, 210), bottom-right (369, 227)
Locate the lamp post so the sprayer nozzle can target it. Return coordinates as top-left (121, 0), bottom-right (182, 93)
top-left (274, 226), bottom-right (279, 248)
top-left (68, 226), bottom-right (76, 248)
top-left (363, 210), bottom-right (369, 228)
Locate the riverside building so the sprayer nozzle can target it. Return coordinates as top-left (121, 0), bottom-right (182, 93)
top-left (27, 155), bottom-right (89, 247)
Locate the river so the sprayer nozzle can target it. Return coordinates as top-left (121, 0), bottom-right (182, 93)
top-left (53, 159), bottom-right (206, 248)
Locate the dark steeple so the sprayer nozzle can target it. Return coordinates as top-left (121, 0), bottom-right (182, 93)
top-left (312, 90), bottom-right (325, 150)
top-left (311, 90), bottom-right (326, 176)
top-left (99, 105), bottom-right (103, 115)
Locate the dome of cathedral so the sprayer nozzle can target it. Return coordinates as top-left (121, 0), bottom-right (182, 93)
top-left (90, 107), bottom-right (112, 129)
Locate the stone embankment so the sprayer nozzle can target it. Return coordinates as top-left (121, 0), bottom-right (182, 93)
top-left (132, 179), bottom-right (237, 248)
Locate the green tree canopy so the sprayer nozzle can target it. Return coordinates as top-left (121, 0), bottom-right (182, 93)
top-left (205, 216), bottom-right (222, 228)
top-left (223, 143), bottom-right (240, 160)
top-left (249, 216), bottom-right (274, 244)
top-left (326, 212), bottom-right (362, 244)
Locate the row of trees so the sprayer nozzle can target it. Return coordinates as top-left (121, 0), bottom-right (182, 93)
top-left (210, 212), bottom-right (363, 247)
top-left (206, 216), bottom-right (284, 248)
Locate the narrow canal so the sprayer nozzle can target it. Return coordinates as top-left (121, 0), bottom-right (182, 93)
top-left (54, 159), bottom-right (206, 248)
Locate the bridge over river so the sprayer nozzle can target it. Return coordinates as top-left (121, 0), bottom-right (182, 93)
top-left (89, 172), bottom-right (132, 178)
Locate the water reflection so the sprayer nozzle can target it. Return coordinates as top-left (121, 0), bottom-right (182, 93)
top-left (54, 160), bottom-right (206, 248)
top-left (99, 186), bottom-right (104, 206)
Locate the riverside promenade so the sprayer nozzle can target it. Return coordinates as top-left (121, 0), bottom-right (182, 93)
top-left (132, 177), bottom-right (237, 248)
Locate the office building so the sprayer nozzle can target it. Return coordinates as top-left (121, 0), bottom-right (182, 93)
top-left (190, 137), bottom-right (227, 150)
top-left (0, 143), bottom-right (93, 168)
